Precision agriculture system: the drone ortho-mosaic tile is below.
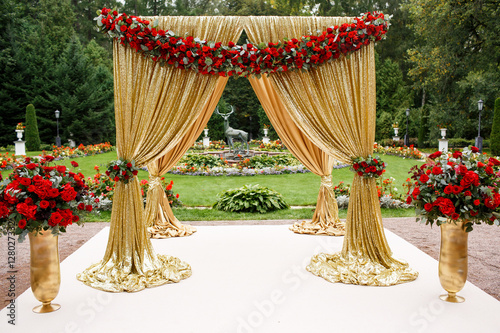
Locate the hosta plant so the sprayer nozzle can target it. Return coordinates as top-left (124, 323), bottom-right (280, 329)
top-left (213, 184), bottom-right (288, 213)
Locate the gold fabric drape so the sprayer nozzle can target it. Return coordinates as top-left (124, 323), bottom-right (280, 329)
top-left (248, 76), bottom-right (344, 236)
top-left (246, 16), bottom-right (417, 285)
top-left (77, 16), bottom-right (243, 292)
top-left (145, 78), bottom-right (228, 238)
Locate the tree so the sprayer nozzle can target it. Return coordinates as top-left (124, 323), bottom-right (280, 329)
top-left (490, 98), bottom-right (500, 156)
top-left (25, 104), bottom-right (41, 151)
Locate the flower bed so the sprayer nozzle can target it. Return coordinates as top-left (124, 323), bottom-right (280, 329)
top-left (374, 143), bottom-right (423, 159)
top-left (169, 165), bottom-right (312, 176)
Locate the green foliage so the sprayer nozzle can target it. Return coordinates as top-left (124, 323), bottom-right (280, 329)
top-left (25, 104), bottom-right (41, 151)
top-left (179, 154), bottom-right (225, 168)
top-left (418, 106), bottom-right (429, 148)
top-left (490, 98), bottom-right (500, 156)
top-left (213, 184), bottom-right (289, 213)
top-left (247, 154), bottom-right (300, 168)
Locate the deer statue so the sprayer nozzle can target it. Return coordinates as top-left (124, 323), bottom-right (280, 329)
top-left (215, 105), bottom-right (249, 155)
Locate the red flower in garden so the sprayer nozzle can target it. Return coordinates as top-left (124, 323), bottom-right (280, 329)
top-left (471, 146), bottom-right (479, 153)
top-left (132, 170), bottom-right (138, 176)
top-left (489, 158), bottom-right (500, 166)
top-left (114, 176), bottom-right (120, 181)
top-left (424, 203), bottom-right (433, 212)
top-left (452, 151), bottom-right (462, 159)
top-left (353, 163), bottom-right (360, 170)
top-left (126, 162), bottom-right (132, 168)
top-left (61, 187), bottom-right (77, 202)
top-left (71, 161), bottom-right (79, 168)
top-left (16, 202), bottom-right (37, 220)
top-left (477, 162), bottom-right (485, 168)
top-left (444, 185), bottom-right (453, 195)
top-left (464, 190), bottom-right (472, 197)
top-left (18, 219), bottom-right (27, 229)
top-left (86, 205), bottom-right (93, 212)
top-left (435, 197), bottom-right (455, 216)
top-left (78, 203), bottom-right (85, 210)
top-left (39, 200), bottom-right (50, 209)
top-left (486, 166), bottom-right (494, 175)
top-left (412, 187), bottom-right (420, 199)
top-left (56, 165), bottom-right (66, 173)
top-left (451, 213), bottom-right (460, 220)
top-left (113, 165), bottom-right (120, 170)
top-left (452, 186), bottom-right (463, 195)
top-left (473, 199), bottom-right (480, 206)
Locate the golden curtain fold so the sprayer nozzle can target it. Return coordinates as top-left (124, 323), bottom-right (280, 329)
top-left (248, 76), bottom-right (344, 236)
top-left (145, 78), bottom-right (229, 238)
top-left (245, 16), bottom-right (417, 285)
top-left (77, 16), bottom-right (243, 292)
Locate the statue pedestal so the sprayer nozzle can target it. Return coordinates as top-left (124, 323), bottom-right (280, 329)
top-left (203, 137), bottom-right (210, 148)
top-left (393, 136), bottom-right (400, 141)
top-left (263, 136), bottom-right (270, 144)
top-left (438, 139), bottom-right (448, 153)
top-left (14, 140), bottom-right (26, 156)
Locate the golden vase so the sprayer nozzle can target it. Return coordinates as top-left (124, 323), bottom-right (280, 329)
top-left (438, 221), bottom-right (468, 303)
top-left (29, 229), bottom-right (61, 313)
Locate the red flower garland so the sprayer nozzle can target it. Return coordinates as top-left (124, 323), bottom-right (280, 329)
top-left (350, 155), bottom-right (386, 178)
top-left (95, 8), bottom-right (390, 77)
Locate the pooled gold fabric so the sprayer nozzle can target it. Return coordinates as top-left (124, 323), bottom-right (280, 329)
top-left (145, 77), bottom-right (227, 238)
top-left (248, 74), bottom-right (344, 237)
top-left (246, 16), bottom-right (417, 285)
top-left (77, 16), bottom-right (243, 292)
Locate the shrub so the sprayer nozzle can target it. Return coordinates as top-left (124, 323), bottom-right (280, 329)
top-left (213, 184), bottom-right (288, 213)
top-left (333, 181), bottom-right (350, 197)
top-left (25, 104), bottom-right (41, 151)
top-left (140, 178), bottom-right (182, 207)
top-left (490, 98), bottom-right (500, 156)
top-left (448, 138), bottom-right (474, 148)
top-left (245, 154), bottom-right (300, 168)
top-left (179, 154), bottom-right (225, 168)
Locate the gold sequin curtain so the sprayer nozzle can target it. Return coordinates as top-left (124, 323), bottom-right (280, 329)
top-left (145, 78), bottom-right (229, 238)
top-left (77, 16), bottom-right (243, 292)
top-left (246, 16), bottom-right (418, 285)
top-left (248, 76), bottom-right (344, 236)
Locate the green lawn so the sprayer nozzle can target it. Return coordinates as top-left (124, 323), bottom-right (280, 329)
top-left (2, 151), bottom-right (423, 218)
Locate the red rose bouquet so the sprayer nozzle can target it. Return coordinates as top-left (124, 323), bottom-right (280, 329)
top-left (0, 157), bottom-right (95, 241)
top-left (350, 155), bottom-right (386, 178)
top-left (408, 146), bottom-right (500, 231)
top-left (105, 158), bottom-right (139, 184)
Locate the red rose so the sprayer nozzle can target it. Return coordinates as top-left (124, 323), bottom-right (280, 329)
top-left (489, 157), bottom-right (500, 166)
top-left (71, 161), bottom-right (79, 168)
top-left (44, 155), bottom-right (55, 162)
top-left (26, 163), bottom-right (37, 170)
top-left (176, 193), bottom-right (179, 198)
top-left (122, 171), bottom-right (127, 176)
top-left (39, 200), bottom-right (50, 209)
top-left (460, 171), bottom-right (479, 188)
top-left (228, 41), bottom-right (235, 48)
top-left (452, 185), bottom-right (463, 195)
top-left (432, 166), bottom-right (442, 175)
top-left (78, 202), bottom-right (85, 210)
top-left (428, 151), bottom-right (442, 159)
top-left (16, 202), bottom-right (37, 220)
top-left (451, 213), bottom-right (460, 220)
top-left (18, 219), bottom-right (27, 229)
top-left (72, 215), bottom-right (80, 222)
top-left (406, 196), bottom-right (412, 204)
top-left (132, 170), bottom-right (138, 176)
top-left (419, 174), bottom-right (429, 183)
top-left (20, 178), bottom-right (31, 186)
top-left (426, 169), bottom-right (432, 175)
top-left (48, 211), bottom-right (63, 226)
top-left (444, 185), bottom-right (453, 195)
top-left (112, 10), bottom-right (118, 16)
top-left (471, 146), bottom-right (479, 153)
top-left (437, 198), bottom-right (455, 216)
top-left (357, 171), bottom-right (363, 177)
top-left (49, 201), bottom-right (56, 208)
top-left (61, 187), bottom-right (77, 202)
top-left (473, 199), bottom-right (480, 206)
top-left (353, 163), bottom-right (360, 170)
top-left (457, 164), bottom-right (468, 175)
top-left (56, 165), bottom-right (66, 174)
top-left (114, 176), bottom-right (120, 181)
top-left (424, 203), bottom-right (433, 212)
top-left (464, 190), bottom-right (472, 197)
top-left (477, 162), bottom-right (485, 168)
top-left (126, 162), bottom-right (132, 168)
top-left (86, 205), bottom-right (93, 212)
top-left (361, 161), bottom-right (368, 168)
top-left (485, 166), bottom-right (493, 175)
top-left (470, 210), bottom-right (478, 216)
top-left (412, 187), bottom-right (420, 199)
top-left (120, 25), bottom-right (127, 32)
top-left (113, 165), bottom-right (119, 170)
top-left (452, 151), bottom-right (462, 159)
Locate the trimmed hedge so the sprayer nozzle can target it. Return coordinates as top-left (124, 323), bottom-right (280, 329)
top-left (25, 104), bottom-right (41, 151)
top-left (491, 98), bottom-right (500, 156)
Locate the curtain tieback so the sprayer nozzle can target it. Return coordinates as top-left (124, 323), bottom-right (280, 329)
top-left (320, 175), bottom-right (333, 188)
top-left (148, 175), bottom-right (163, 189)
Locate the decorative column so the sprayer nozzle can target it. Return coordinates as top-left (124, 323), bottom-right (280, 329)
top-left (438, 128), bottom-right (448, 152)
top-left (14, 130), bottom-right (26, 156)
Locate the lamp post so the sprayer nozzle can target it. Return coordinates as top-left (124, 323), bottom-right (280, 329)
top-left (55, 110), bottom-right (61, 147)
top-left (474, 99), bottom-right (484, 153)
top-left (404, 108), bottom-right (410, 147)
